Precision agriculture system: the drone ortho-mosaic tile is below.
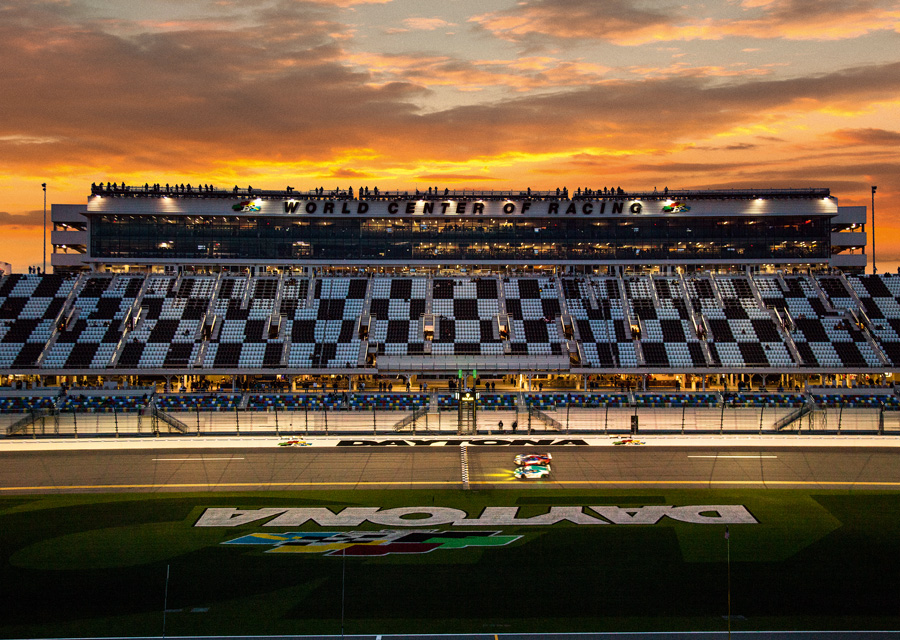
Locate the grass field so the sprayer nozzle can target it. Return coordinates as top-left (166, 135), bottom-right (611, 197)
top-left (2, 489), bottom-right (900, 637)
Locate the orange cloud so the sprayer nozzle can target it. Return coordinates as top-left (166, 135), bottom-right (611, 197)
top-left (319, 167), bottom-right (376, 179)
top-left (415, 173), bottom-right (499, 182)
top-left (400, 17), bottom-right (455, 31)
top-left (348, 51), bottom-right (610, 92)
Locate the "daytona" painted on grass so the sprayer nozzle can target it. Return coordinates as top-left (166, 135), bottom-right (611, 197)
top-left (195, 505), bottom-right (758, 527)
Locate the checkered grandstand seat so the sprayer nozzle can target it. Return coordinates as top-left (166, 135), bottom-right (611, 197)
top-left (845, 274), bottom-right (900, 366)
top-left (561, 276), bottom-right (634, 368)
top-left (369, 277), bottom-right (426, 356)
top-left (0, 273), bottom-right (77, 368)
top-left (781, 275), bottom-right (829, 318)
top-left (112, 275), bottom-right (213, 369)
top-left (284, 277), bottom-right (365, 368)
top-left (503, 277), bottom-right (562, 356)
top-left (816, 275), bottom-right (856, 312)
top-left (5, 269), bottom-right (899, 379)
top-left (792, 315), bottom-right (882, 368)
top-left (39, 274), bottom-right (142, 369)
top-left (620, 275), bottom-right (704, 368)
top-left (429, 276), bottom-right (502, 356)
top-left (705, 307), bottom-right (796, 367)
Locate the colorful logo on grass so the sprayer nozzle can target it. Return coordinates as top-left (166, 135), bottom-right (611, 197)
top-left (232, 200), bottom-right (261, 212)
top-left (223, 529), bottom-right (521, 556)
top-left (662, 201), bottom-right (690, 213)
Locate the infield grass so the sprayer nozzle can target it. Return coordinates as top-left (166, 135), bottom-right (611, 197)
top-left (2, 489), bottom-right (900, 636)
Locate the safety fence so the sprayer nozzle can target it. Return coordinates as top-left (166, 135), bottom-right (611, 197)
top-left (4, 405), bottom-right (897, 437)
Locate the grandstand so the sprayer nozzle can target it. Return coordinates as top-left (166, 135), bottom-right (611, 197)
top-left (5, 183), bottom-right (899, 436)
top-left (3, 269), bottom-right (896, 380)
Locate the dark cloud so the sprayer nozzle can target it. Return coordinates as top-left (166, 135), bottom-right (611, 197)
top-left (831, 128), bottom-right (900, 146)
top-left (755, 135), bottom-right (788, 143)
top-left (1, 0), bottom-right (899, 179)
top-left (470, 0), bottom-right (679, 44)
top-left (723, 143), bottom-right (758, 151)
top-left (763, 0), bottom-right (883, 25)
top-left (0, 210), bottom-right (44, 227)
top-left (0, 0), bottom-right (425, 171)
top-left (395, 61), bottom-right (900, 160)
top-left (471, 0), bottom-right (897, 44)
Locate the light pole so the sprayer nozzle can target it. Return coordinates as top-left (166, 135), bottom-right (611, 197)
top-left (42, 183), bottom-right (47, 273)
top-left (872, 185), bottom-right (877, 274)
top-left (726, 525), bottom-right (731, 640)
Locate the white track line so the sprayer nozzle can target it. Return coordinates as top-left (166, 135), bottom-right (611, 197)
top-left (152, 457), bottom-right (244, 461)
top-left (688, 455), bottom-right (778, 459)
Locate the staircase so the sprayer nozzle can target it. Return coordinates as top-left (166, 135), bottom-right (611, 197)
top-left (527, 407), bottom-right (562, 431)
top-left (149, 405), bottom-right (188, 434)
top-left (394, 407), bottom-right (428, 431)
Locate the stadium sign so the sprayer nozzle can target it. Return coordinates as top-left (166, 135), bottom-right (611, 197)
top-left (196, 505), bottom-right (758, 527)
top-left (281, 199), bottom-right (645, 216)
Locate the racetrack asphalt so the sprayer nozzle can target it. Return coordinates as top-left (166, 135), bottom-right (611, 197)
top-left (4, 442), bottom-right (900, 492)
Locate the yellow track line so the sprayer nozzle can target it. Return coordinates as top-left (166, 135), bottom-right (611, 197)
top-left (4, 479), bottom-right (900, 490)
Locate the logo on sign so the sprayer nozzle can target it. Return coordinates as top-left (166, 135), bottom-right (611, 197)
top-left (232, 200), bottom-right (261, 212)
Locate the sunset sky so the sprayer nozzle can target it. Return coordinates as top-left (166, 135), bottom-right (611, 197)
top-left (1, 0), bottom-right (898, 273)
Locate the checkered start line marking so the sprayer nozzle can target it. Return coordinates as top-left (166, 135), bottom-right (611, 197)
top-left (460, 444), bottom-right (470, 489)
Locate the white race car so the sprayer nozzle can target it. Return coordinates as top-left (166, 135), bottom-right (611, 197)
top-left (514, 464), bottom-right (551, 479)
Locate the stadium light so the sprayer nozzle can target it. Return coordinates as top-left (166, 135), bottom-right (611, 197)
top-left (871, 186), bottom-right (877, 274)
top-left (42, 183), bottom-right (47, 273)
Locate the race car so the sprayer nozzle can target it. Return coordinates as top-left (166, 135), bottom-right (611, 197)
top-left (612, 438), bottom-right (645, 446)
top-left (278, 438), bottom-right (312, 447)
top-left (514, 464), bottom-right (551, 479)
top-left (514, 453), bottom-right (552, 466)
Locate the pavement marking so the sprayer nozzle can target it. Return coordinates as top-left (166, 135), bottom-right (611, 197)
top-left (6, 479), bottom-right (900, 491)
top-left (688, 455), bottom-right (778, 459)
top-left (460, 445), bottom-right (470, 489)
top-left (152, 457), bottom-right (245, 461)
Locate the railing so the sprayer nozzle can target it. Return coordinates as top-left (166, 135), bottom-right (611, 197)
top-left (527, 407), bottom-right (562, 431)
top-left (6, 409), bottom-right (54, 436)
top-left (394, 407), bottom-right (429, 431)
top-left (773, 404), bottom-right (813, 431)
top-left (89, 183), bottom-right (831, 201)
top-left (3, 401), bottom-right (898, 437)
top-left (150, 406), bottom-right (188, 434)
